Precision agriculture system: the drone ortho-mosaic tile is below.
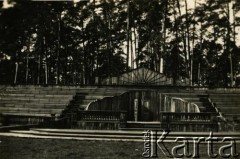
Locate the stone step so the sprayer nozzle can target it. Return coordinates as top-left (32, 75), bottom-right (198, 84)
top-left (1, 94), bottom-right (73, 98)
top-left (211, 96), bottom-right (240, 99)
top-left (126, 121), bottom-right (161, 129)
top-left (3, 88), bottom-right (125, 95)
top-left (76, 92), bottom-right (124, 96)
top-left (181, 98), bottom-right (208, 102)
top-left (0, 96), bottom-right (72, 102)
top-left (223, 114), bottom-right (240, 121)
top-left (73, 99), bottom-right (96, 105)
top-left (1, 111), bottom-right (61, 117)
top-left (8, 129), bottom-right (240, 140)
top-left (165, 94), bottom-right (209, 98)
top-left (0, 103), bottom-right (15, 107)
top-left (0, 99), bottom-right (70, 104)
top-left (4, 86), bottom-right (97, 91)
top-left (75, 95), bottom-right (109, 100)
top-left (0, 132), bottom-right (141, 142)
top-left (209, 93), bottom-right (240, 96)
top-left (210, 97), bottom-right (240, 100)
top-left (1, 112), bottom-right (61, 118)
top-left (0, 109), bottom-right (63, 116)
top-left (213, 98), bottom-right (240, 101)
top-left (215, 105), bottom-right (240, 108)
top-left (206, 90), bottom-right (240, 93)
top-left (1, 112), bottom-right (54, 117)
top-left (5, 90), bottom-right (77, 95)
top-left (218, 107), bottom-right (240, 114)
top-left (0, 107), bottom-right (63, 113)
top-left (5, 87), bottom-right (125, 93)
top-left (0, 103), bottom-right (67, 109)
top-left (212, 101), bottom-right (240, 104)
top-left (214, 103), bottom-right (240, 106)
top-left (224, 114), bottom-right (240, 117)
top-left (11, 130), bottom-right (144, 140)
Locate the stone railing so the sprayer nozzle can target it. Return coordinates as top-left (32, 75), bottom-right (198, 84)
top-left (160, 112), bottom-right (213, 122)
top-left (160, 112), bottom-right (218, 132)
top-left (78, 110), bottom-right (121, 121)
top-left (75, 110), bottom-right (127, 130)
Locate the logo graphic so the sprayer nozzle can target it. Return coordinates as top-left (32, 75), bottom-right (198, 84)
top-left (143, 130), bottom-right (239, 158)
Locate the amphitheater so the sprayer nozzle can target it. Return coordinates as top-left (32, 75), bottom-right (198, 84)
top-left (0, 68), bottom-right (240, 142)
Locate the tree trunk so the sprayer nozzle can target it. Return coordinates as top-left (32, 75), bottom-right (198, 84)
top-left (198, 63), bottom-right (201, 86)
top-left (56, 12), bottom-right (61, 85)
top-left (82, 21), bottom-right (86, 85)
top-left (161, 0), bottom-right (168, 74)
top-left (37, 55), bottom-right (41, 85)
top-left (14, 62), bottom-right (18, 85)
top-left (199, 20), bottom-right (204, 86)
top-left (185, 0), bottom-right (191, 85)
top-left (173, 0), bottom-right (180, 84)
top-left (44, 36), bottom-right (48, 85)
top-left (126, 0), bottom-right (130, 70)
top-left (177, 0), bottom-right (188, 79)
top-left (25, 53), bottom-right (29, 84)
top-left (190, 0), bottom-right (197, 86)
top-left (130, 28), bottom-right (134, 69)
top-left (45, 63), bottom-right (48, 85)
top-left (227, 2), bottom-right (233, 87)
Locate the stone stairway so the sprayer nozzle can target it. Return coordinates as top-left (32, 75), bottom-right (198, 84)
top-left (123, 121), bottom-right (163, 131)
top-left (0, 128), bottom-right (239, 142)
top-left (60, 88), bottom-right (127, 129)
top-left (175, 89), bottom-right (240, 122)
top-left (209, 93), bottom-right (240, 122)
top-left (164, 93), bottom-right (216, 113)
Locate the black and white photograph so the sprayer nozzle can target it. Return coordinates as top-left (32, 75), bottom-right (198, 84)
top-left (0, 0), bottom-right (240, 158)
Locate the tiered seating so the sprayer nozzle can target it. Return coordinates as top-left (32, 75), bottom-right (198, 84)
top-left (0, 86), bottom-right (84, 125)
top-left (209, 93), bottom-right (240, 121)
top-left (2, 86), bottom-right (239, 131)
top-left (0, 86), bottom-right (77, 116)
top-left (0, 86), bottom-right (127, 126)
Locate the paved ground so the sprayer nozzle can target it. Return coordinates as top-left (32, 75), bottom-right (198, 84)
top-left (0, 128), bottom-right (240, 158)
top-left (0, 136), bottom-right (239, 159)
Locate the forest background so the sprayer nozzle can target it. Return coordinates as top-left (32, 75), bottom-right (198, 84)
top-left (0, 0), bottom-right (240, 87)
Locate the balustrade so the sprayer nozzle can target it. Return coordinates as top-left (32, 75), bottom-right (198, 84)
top-left (75, 110), bottom-right (127, 129)
top-left (160, 112), bottom-right (213, 122)
top-left (160, 112), bottom-right (218, 131)
top-left (78, 110), bottom-right (125, 121)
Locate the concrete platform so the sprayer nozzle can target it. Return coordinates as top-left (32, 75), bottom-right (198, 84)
top-left (0, 128), bottom-right (239, 142)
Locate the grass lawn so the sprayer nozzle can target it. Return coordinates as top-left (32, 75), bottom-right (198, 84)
top-left (0, 137), bottom-right (239, 159)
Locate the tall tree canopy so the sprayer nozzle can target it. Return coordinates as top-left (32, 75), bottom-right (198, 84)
top-left (0, 0), bottom-right (239, 87)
